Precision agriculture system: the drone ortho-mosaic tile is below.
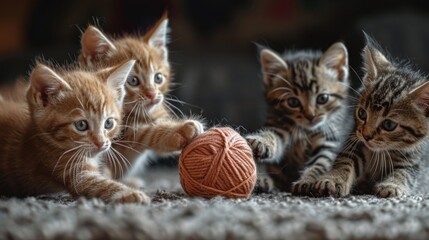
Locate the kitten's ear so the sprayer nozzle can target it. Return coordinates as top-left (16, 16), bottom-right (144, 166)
top-left (362, 34), bottom-right (395, 82)
top-left (260, 49), bottom-right (287, 85)
top-left (30, 64), bottom-right (71, 107)
top-left (81, 25), bottom-right (116, 65)
top-left (320, 42), bottom-right (348, 81)
top-left (410, 81), bottom-right (429, 115)
top-left (144, 12), bottom-right (169, 62)
top-left (363, 46), bottom-right (394, 81)
top-left (106, 60), bottom-right (136, 104)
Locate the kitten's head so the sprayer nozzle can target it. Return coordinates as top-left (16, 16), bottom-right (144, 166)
top-left (355, 35), bottom-right (429, 151)
top-left (79, 14), bottom-right (170, 123)
top-left (261, 42), bottom-right (349, 130)
top-left (27, 60), bottom-right (135, 157)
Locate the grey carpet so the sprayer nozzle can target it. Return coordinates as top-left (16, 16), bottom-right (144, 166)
top-left (1, 168), bottom-right (429, 240)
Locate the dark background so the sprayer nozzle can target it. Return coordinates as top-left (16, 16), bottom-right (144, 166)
top-left (1, 0), bottom-right (429, 133)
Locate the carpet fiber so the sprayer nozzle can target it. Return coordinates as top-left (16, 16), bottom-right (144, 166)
top-left (1, 168), bottom-right (429, 240)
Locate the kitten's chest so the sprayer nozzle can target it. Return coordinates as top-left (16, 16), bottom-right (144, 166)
top-left (362, 149), bottom-right (401, 181)
top-left (285, 132), bottom-right (313, 161)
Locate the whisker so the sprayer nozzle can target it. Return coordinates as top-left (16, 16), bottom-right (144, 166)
top-left (110, 147), bottom-right (132, 170)
top-left (53, 145), bottom-right (84, 174)
top-left (164, 100), bottom-right (185, 118)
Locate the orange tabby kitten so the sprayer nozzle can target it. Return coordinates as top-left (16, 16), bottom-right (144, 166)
top-left (79, 14), bottom-right (204, 185)
top-left (0, 60), bottom-right (150, 203)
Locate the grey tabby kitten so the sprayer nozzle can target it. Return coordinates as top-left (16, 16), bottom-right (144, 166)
top-left (246, 42), bottom-right (350, 195)
top-left (311, 35), bottom-right (429, 198)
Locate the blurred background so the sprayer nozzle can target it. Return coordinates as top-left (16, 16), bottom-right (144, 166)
top-left (1, 0), bottom-right (428, 145)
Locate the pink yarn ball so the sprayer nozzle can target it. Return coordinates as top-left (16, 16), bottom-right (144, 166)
top-left (179, 127), bottom-right (257, 199)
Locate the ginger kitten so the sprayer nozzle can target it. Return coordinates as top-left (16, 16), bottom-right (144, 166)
top-left (79, 14), bottom-right (204, 185)
top-left (0, 60), bottom-right (150, 203)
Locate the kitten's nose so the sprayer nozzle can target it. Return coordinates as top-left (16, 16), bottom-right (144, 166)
top-left (363, 134), bottom-right (373, 141)
top-left (145, 91), bottom-right (155, 100)
top-left (361, 127), bottom-right (374, 141)
top-left (305, 114), bottom-right (315, 123)
top-left (93, 140), bottom-right (107, 149)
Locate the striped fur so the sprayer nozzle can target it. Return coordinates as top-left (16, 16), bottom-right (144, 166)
top-left (79, 14), bottom-right (204, 187)
top-left (0, 61), bottom-right (150, 203)
top-left (246, 42), bottom-right (350, 194)
top-left (312, 35), bottom-right (429, 198)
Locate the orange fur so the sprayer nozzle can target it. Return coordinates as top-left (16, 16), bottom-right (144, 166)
top-left (79, 16), bottom-right (204, 182)
top-left (0, 61), bottom-right (150, 204)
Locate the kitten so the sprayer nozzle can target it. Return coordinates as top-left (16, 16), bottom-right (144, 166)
top-left (0, 60), bottom-right (151, 203)
top-left (79, 14), bottom-right (204, 185)
top-left (311, 35), bottom-right (429, 198)
top-left (246, 42), bottom-right (350, 195)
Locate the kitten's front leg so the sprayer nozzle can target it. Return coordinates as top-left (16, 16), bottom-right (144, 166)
top-left (312, 156), bottom-right (358, 197)
top-left (292, 156), bottom-right (333, 196)
top-left (165, 119), bottom-right (205, 150)
top-left (137, 119), bottom-right (204, 153)
top-left (245, 128), bottom-right (289, 162)
top-left (65, 164), bottom-right (151, 204)
top-left (374, 167), bottom-right (417, 198)
top-left (293, 135), bottom-right (338, 196)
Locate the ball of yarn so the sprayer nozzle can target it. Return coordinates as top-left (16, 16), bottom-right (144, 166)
top-left (179, 127), bottom-right (257, 199)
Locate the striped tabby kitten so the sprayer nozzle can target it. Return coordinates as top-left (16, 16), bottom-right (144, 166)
top-left (79, 15), bottom-right (204, 186)
top-left (0, 60), bottom-right (151, 203)
top-left (246, 42), bottom-right (350, 195)
top-left (312, 36), bottom-right (429, 198)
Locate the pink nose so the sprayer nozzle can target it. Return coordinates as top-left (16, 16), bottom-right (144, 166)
top-left (145, 92), bottom-right (155, 100)
top-left (93, 140), bottom-right (105, 149)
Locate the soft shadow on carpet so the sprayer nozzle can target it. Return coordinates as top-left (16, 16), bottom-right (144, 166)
top-left (1, 167), bottom-right (429, 240)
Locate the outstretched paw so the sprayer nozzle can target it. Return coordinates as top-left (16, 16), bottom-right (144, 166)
top-left (169, 120), bottom-right (204, 150)
top-left (292, 178), bottom-right (316, 196)
top-left (375, 183), bottom-right (407, 198)
top-left (111, 188), bottom-right (151, 204)
top-left (312, 176), bottom-right (349, 198)
top-left (246, 135), bottom-right (274, 161)
top-left (122, 177), bottom-right (146, 189)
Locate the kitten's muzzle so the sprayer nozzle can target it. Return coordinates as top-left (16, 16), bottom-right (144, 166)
top-left (305, 114), bottom-right (315, 123)
top-left (89, 142), bottom-right (110, 157)
top-left (93, 140), bottom-right (109, 150)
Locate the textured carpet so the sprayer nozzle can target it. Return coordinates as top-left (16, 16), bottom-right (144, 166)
top-left (1, 168), bottom-right (429, 240)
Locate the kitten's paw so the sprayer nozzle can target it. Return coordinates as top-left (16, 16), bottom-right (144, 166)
top-left (180, 120), bottom-right (204, 142)
top-left (292, 178), bottom-right (316, 196)
top-left (312, 176), bottom-right (349, 197)
top-left (253, 177), bottom-right (274, 194)
top-left (111, 188), bottom-right (151, 204)
top-left (122, 177), bottom-right (146, 189)
top-left (170, 120), bottom-right (204, 150)
top-left (375, 183), bottom-right (407, 198)
top-left (245, 135), bottom-right (274, 161)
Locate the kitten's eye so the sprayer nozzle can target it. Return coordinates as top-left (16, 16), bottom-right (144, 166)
top-left (316, 93), bottom-right (329, 104)
top-left (357, 108), bottom-right (367, 121)
top-left (382, 119), bottom-right (397, 131)
top-left (154, 73), bottom-right (163, 84)
top-left (104, 118), bottom-right (115, 130)
top-left (127, 76), bottom-right (140, 86)
top-left (74, 120), bottom-right (89, 131)
top-left (287, 97), bottom-right (300, 108)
